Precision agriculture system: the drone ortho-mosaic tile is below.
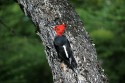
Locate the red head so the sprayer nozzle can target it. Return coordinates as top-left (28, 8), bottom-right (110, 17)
top-left (53, 23), bottom-right (66, 36)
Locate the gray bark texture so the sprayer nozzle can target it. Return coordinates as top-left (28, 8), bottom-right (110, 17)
top-left (16, 0), bottom-right (108, 83)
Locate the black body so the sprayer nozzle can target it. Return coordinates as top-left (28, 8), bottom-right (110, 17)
top-left (54, 35), bottom-right (77, 70)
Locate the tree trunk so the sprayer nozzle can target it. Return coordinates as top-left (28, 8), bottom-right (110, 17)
top-left (16, 0), bottom-right (108, 83)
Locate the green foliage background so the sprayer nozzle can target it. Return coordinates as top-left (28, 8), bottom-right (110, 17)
top-left (0, 0), bottom-right (125, 83)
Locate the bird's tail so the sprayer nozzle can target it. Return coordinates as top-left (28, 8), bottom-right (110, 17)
top-left (69, 57), bottom-right (77, 72)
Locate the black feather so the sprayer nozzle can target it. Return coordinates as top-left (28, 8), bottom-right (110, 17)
top-left (54, 35), bottom-right (77, 70)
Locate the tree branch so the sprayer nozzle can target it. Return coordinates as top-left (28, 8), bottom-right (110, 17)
top-left (16, 0), bottom-right (108, 83)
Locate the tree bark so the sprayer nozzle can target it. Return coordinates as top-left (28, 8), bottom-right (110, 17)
top-left (16, 0), bottom-right (108, 83)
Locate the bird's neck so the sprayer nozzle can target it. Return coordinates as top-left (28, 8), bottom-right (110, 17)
top-left (56, 34), bottom-right (63, 36)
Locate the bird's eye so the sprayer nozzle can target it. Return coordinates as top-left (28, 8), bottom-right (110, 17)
top-left (56, 28), bottom-right (60, 31)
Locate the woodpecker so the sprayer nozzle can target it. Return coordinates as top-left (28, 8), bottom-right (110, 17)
top-left (53, 23), bottom-right (77, 71)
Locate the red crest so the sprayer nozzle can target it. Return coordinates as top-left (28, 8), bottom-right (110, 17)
top-left (53, 24), bottom-right (66, 36)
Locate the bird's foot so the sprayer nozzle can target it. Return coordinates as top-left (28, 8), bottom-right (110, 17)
top-left (60, 62), bottom-right (67, 71)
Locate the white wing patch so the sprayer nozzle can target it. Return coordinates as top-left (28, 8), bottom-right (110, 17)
top-left (63, 45), bottom-right (69, 58)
